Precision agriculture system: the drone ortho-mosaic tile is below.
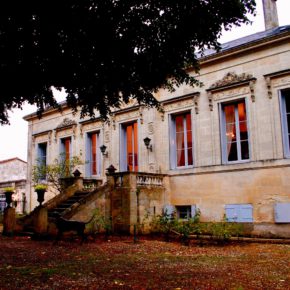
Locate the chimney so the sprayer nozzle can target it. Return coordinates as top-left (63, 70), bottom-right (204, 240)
top-left (262, 0), bottom-right (279, 30)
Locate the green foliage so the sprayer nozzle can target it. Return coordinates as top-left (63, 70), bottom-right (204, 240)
top-left (151, 209), bottom-right (244, 245)
top-left (206, 215), bottom-right (244, 244)
top-left (150, 209), bottom-right (178, 241)
top-left (3, 187), bottom-right (14, 193)
top-left (34, 184), bottom-right (47, 191)
top-left (32, 153), bottom-right (83, 194)
top-left (86, 209), bottom-right (112, 236)
top-left (0, 1), bottom-right (256, 124)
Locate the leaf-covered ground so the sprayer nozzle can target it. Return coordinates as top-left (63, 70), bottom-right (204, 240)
top-left (0, 235), bottom-right (289, 289)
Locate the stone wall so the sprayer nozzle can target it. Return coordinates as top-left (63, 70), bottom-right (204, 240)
top-left (0, 158), bottom-right (27, 183)
top-left (23, 27), bottom-right (290, 237)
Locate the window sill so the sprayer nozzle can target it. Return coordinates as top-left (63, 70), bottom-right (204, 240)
top-left (223, 159), bottom-right (250, 165)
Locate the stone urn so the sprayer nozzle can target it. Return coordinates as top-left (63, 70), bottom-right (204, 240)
top-left (106, 164), bottom-right (117, 174)
top-left (3, 187), bottom-right (14, 208)
top-left (34, 184), bottom-right (47, 206)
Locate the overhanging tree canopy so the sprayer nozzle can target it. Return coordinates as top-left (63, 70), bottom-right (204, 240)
top-left (0, 0), bottom-right (256, 124)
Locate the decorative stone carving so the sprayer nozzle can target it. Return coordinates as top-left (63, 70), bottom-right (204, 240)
top-left (56, 118), bottom-right (77, 130)
top-left (272, 76), bottom-right (290, 88)
top-left (115, 110), bottom-right (139, 122)
top-left (159, 106), bottom-right (165, 121)
top-left (148, 122), bottom-right (154, 135)
top-left (193, 94), bottom-right (200, 114)
top-left (104, 131), bottom-right (110, 143)
top-left (79, 124), bottom-right (84, 137)
top-left (163, 98), bottom-right (194, 112)
top-left (139, 106), bottom-right (144, 124)
top-left (265, 77), bottom-right (272, 99)
top-left (53, 129), bottom-right (57, 143)
top-left (72, 124), bottom-right (77, 139)
top-left (208, 91), bottom-right (213, 111)
top-left (48, 131), bottom-right (52, 145)
top-left (249, 80), bottom-right (255, 102)
top-left (111, 114), bottom-right (116, 130)
top-left (209, 72), bottom-right (254, 89)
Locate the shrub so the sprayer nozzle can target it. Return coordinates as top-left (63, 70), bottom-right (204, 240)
top-left (207, 215), bottom-right (244, 244)
top-left (34, 184), bottom-right (47, 191)
top-left (3, 187), bottom-right (14, 193)
top-left (150, 209), bottom-right (178, 241)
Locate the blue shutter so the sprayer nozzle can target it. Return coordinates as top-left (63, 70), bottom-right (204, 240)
top-left (225, 204), bottom-right (239, 222)
top-left (164, 205), bottom-right (175, 217)
top-left (275, 203), bottom-right (290, 223)
top-left (240, 204), bottom-right (253, 222)
top-left (191, 205), bottom-right (196, 218)
top-left (225, 204), bottom-right (253, 222)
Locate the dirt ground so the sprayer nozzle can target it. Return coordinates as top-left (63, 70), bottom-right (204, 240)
top-left (0, 234), bottom-right (289, 290)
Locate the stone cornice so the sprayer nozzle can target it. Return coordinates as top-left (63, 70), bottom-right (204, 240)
top-left (32, 129), bottom-right (52, 137)
top-left (264, 68), bottom-right (290, 79)
top-left (160, 92), bottom-right (200, 105)
top-left (207, 72), bottom-right (256, 93)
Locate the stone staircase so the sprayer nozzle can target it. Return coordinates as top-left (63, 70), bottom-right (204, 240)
top-left (48, 190), bottom-right (91, 219)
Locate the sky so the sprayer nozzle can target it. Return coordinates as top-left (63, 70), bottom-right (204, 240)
top-left (0, 0), bottom-right (289, 162)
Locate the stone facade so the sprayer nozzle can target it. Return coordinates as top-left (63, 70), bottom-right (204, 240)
top-left (24, 23), bottom-right (290, 237)
top-left (0, 158), bottom-right (27, 213)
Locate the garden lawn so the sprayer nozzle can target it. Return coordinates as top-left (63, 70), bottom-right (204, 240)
top-left (0, 235), bottom-right (289, 289)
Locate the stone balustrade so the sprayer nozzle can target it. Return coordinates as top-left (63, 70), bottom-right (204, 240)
top-left (109, 172), bottom-right (165, 188)
top-left (136, 174), bottom-right (163, 187)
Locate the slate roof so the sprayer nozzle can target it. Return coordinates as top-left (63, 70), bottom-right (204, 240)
top-left (198, 25), bottom-right (290, 60)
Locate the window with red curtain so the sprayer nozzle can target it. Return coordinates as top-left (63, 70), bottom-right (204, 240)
top-left (174, 112), bottom-right (193, 167)
top-left (223, 99), bottom-right (249, 162)
top-left (91, 133), bottom-right (97, 175)
top-left (126, 122), bottom-right (138, 171)
top-left (63, 138), bottom-right (71, 161)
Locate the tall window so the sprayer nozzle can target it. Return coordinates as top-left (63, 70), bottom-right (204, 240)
top-left (37, 143), bottom-right (47, 166)
top-left (86, 132), bottom-right (100, 176)
top-left (280, 89), bottom-right (290, 157)
top-left (120, 122), bottom-right (138, 172)
top-left (60, 137), bottom-right (72, 176)
top-left (170, 112), bottom-right (193, 168)
top-left (221, 99), bottom-right (249, 163)
top-left (37, 142), bottom-right (47, 180)
top-left (61, 137), bottom-right (71, 161)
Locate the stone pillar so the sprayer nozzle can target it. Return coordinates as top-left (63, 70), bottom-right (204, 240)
top-left (3, 207), bottom-right (16, 236)
top-left (262, 0), bottom-right (279, 30)
top-left (33, 206), bottom-right (48, 235)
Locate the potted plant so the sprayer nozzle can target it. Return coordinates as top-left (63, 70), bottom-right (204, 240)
top-left (3, 187), bottom-right (14, 208)
top-left (34, 184), bottom-right (47, 206)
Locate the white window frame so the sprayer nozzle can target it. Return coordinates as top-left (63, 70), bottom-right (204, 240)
top-left (176, 205), bottom-right (196, 220)
top-left (279, 89), bottom-right (290, 158)
top-left (169, 110), bottom-right (194, 169)
top-left (220, 98), bottom-right (250, 164)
